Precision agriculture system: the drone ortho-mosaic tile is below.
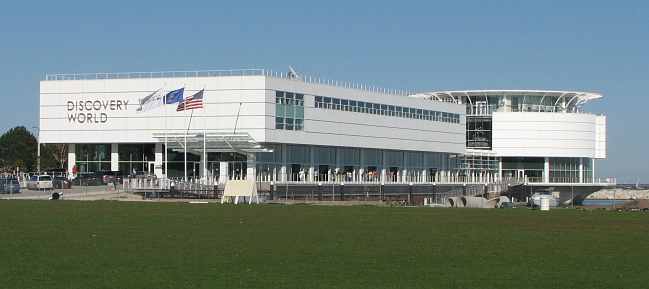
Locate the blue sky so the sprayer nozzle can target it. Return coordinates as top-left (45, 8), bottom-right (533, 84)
top-left (1, 0), bottom-right (647, 182)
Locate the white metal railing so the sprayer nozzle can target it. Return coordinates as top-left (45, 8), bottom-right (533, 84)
top-left (526, 176), bottom-right (616, 185)
top-left (465, 104), bottom-right (599, 116)
top-left (44, 68), bottom-right (421, 98)
top-left (122, 176), bottom-right (219, 192)
top-left (466, 104), bottom-right (499, 116)
top-left (45, 69), bottom-right (265, 81)
top-left (269, 174), bottom-right (523, 185)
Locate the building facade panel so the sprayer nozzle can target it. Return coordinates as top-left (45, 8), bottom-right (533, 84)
top-left (491, 112), bottom-right (605, 158)
top-left (264, 77), bottom-right (465, 153)
top-left (40, 76), bottom-right (269, 144)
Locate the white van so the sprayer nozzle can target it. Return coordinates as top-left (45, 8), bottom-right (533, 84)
top-left (27, 175), bottom-right (54, 190)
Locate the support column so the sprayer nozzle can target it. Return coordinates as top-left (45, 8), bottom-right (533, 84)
top-left (67, 144), bottom-right (76, 177)
top-left (544, 157), bottom-right (550, 183)
top-left (154, 143), bottom-right (163, 178)
top-left (498, 158), bottom-right (503, 182)
top-left (110, 144), bottom-right (119, 172)
top-left (381, 150), bottom-right (387, 183)
top-left (281, 144), bottom-right (288, 182)
top-left (219, 162), bottom-right (229, 183)
top-left (280, 165), bottom-right (287, 182)
top-left (309, 146), bottom-right (315, 182)
top-left (199, 150), bottom-right (206, 180)
top-left (579, 158), bottom-right (583, 184)
top-left (246, 153), bottom-right (256, 181)
top-left (308, 166), bottom-right (314, 182)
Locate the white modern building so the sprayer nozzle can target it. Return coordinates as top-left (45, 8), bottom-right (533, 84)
top-left (39, 69), bottom-right (465, 185)
top-left (39, 69), bottom-right (613, 191)
top-left (418, 90), bottom-right (610, 187)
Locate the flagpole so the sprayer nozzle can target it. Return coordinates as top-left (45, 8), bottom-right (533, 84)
top-left (184, 109), bottom-right (195, 181)
top-left (202, 87), bottom-right (207, 183)
top-left (164, 87), bottom-right (168, 180)
top-left (183, 88), bottom-right (196, 182)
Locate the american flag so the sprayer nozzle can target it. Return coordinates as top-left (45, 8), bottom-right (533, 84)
top-left (176, 89), bottom-right (204, 111)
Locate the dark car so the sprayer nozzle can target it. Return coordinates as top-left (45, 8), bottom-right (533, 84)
top-left (72, 172), bottom-right (102, 186)
top-left (53, 176), bottom-right (72, 189)
top-left (499, 202), bottom-right (515, 208)
top-left (0, 178), bottom-right (21, 194)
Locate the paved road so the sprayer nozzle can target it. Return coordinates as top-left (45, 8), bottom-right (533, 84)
top-left (0, 185), bottom-right (141, 201)
top-left (0, 186), bottom-right (223, 203)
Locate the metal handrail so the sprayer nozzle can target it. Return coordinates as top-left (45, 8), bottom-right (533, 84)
top-left (45, 69), bottom-right (266, 81)
top-left (43, 68), bottom-right (423, 98)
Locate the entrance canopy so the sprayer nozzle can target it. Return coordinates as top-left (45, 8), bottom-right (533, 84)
top-left (152, 132), bottom-right (273, 154)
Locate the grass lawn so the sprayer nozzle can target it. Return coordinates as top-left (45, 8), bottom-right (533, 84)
top-left (1, 200), bottom-right (648, 289)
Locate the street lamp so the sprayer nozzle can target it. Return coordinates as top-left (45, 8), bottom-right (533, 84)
top-left (32, 126), bottom-right (40, 173)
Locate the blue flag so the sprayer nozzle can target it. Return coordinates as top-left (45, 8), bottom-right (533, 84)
top-left (164, 88), bottom-right (184, 104)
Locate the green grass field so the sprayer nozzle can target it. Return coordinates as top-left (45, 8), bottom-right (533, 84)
top-left (1, 201), bottom-right (648, 289)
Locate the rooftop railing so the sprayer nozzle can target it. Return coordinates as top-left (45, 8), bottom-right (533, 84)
top-left (44, 69), bottom-right (421, 97)
top-left (45, 69), bottom-right (266, 81)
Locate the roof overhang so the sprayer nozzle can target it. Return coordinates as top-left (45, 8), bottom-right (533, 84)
top-left (419, 90), bottom-right (603, 105)
top-left (152, 132), bottom-right (272, 154)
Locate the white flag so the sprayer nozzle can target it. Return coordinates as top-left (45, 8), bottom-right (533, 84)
top-left (137, 89), bottom-right (164, 112)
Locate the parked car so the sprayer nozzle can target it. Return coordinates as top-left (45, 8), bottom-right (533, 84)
top-left (27, 175), bottom-right (53, 190)
top-left (4, 178), bottom-right (21, 193)
top-left (72, 172), bottom-right (102, 186)
top-left (52, 176), bottom-right (72, 189)
top-left (0, 177), bottom-right (21, 194)
top-left (499, 202), bottom-right (515, 208)
top-left (98, 171), bottom-right (122, 184)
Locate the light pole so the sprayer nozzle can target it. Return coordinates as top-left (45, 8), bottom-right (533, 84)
top-left (32, 126), bottom-right (40, 173)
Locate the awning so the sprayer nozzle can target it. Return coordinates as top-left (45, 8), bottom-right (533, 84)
top-left (152, 132), bottom-right (273, 154)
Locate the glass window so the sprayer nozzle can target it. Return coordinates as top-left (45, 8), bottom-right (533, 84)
top-left (294, 119), bottom-right (303, 130)
top-left (285, 118), bottom-right (294, 130)
top-left (333, 98), bottom-right (341, 110)
top-left (275, 117), bottom-right (284, 129)
top-left (350, 100), bottom-right (357, 112)
top-left (341, 99), bottom-right (349, 111)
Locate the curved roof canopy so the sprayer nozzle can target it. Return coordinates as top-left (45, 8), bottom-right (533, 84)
top-left (415, 90), bottom-right (602, 106)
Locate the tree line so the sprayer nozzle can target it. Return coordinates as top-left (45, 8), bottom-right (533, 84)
top-left (0, 126), bottom-right (66, 173)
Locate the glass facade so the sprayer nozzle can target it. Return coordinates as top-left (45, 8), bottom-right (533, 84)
top-left (275, 91), bottom-right (304, 131)
top-left (252, 143), bottom-right (457, 183)
top-left (583, 158), bottom-right (593, 183)
top-left (501, 157), bottom-right (544, 182)
top-left (466, 117), bottom-right (492, 149)
top-left (118, 144), bottom-right (154, 175)
top-left (549, 157), bottom-right (580, 183)
top-left (75, 144), bottom-right (111, 172)
top-left (314, 96), bottom-right (461, 124)
top-left (69, 143), bottom-right (598, 185)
